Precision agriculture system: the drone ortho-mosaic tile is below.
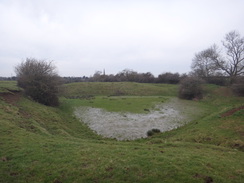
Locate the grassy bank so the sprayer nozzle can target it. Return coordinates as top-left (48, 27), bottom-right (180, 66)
top-left (62, 82), bottom-right (178, 97)
top-left (0, 81), bottom-right (20, 93)
top-left (0, 81), bottom-right (243, 182)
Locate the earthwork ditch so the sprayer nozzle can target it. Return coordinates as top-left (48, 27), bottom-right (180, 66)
top-left (74, 97), bottom-right (203, 140)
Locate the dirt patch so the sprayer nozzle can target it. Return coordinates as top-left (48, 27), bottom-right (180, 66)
top-left (0, 92), bottom-right (21, 104)
top-left (221, 106), bottom-right (244, 117)
top-left (0, 91), bottom-right (22, 105)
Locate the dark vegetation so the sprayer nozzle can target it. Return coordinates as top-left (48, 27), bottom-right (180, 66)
top-left (15, 58), bottom-right (61, 106)
top-left (89, 69), bottom-right (183, 84)
top-left (0, 76), bottom-right (16, 81)
top-left (147, 128), bottom-right (161, 136)
top-left (178, 77), bottom-right (204, 100)
top-left (231, 77), bottom-right (244, 96)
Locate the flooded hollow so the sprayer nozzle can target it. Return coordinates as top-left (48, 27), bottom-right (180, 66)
top-left (74, 98), bottom-right (203, 140)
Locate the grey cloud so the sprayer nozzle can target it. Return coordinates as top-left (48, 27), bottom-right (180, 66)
top-left (1, 0), bottom-right (244, 77)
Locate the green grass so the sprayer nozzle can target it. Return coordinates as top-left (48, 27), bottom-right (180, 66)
top-left (61, 96), bottom-right (169, 113)
top-left (62, 82), bottom-right (178, 97)
top-left (0, 81), bottom-right (244, 182)
top-left (0, 81), bottom-right (21, 93)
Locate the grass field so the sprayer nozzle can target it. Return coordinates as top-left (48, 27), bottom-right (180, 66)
top-left (0, 81), bottom-right (243, 182)
top-left (0, 81), bottom-right (20, 93)
top-left (62, 82), bottom-right (178, 97)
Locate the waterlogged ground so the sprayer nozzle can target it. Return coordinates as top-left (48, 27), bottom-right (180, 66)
top-left (74, 98), bottom-right (203, 140)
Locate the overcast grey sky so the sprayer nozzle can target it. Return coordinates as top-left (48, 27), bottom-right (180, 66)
top-left (0, 0), bottom-right (244, 77)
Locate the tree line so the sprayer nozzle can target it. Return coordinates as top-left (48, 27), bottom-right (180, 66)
top-left (0, 70), bottom-right (185, 84)
top-left (13, 30), bottom-right (243, 106)
top-left (88, 69), bottom-right (185, 84)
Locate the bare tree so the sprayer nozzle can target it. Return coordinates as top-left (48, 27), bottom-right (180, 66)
top-left (92, 71), bottom-right (103, 81)
top-left (116, 69), bottom-right (138, 82)
top-left (215, 31), bottom-right (244, 79)
top-left (191, 45), bottom-right (220, 77)
top-left (138, 72), bottom-right (155, 83)
top-left (191, 31), bottom-right (244, 83)
top-left (15, 58), bottom-right (61, 106)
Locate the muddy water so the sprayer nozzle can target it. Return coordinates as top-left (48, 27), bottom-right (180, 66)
top-left (74, 98), bottom-right (201, 140)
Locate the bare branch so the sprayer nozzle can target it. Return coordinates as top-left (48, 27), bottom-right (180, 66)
top-left (192, 30), bottom-right (244, 81)
top-left (15, 58), bottom-right (61, 106)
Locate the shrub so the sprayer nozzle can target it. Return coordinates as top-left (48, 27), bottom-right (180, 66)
top-left (147, 128), bottom-right (161, 137)
top-left (147, 130), bottom-right (154, 136)
top-left (178, 77), bottom-right (204, 100)
top-left (15, 58), bottom-right (61, 106)
top-left (231, 77), bottom-right (244, 97)
top-left (152, 128), bottom-right (161, 133)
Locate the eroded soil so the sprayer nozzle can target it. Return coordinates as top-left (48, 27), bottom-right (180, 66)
top-left (221, 106), bottom-right (244, 117)
top-left (0, 91), bottom-right (21, 105)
